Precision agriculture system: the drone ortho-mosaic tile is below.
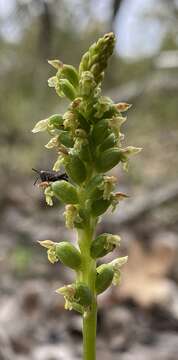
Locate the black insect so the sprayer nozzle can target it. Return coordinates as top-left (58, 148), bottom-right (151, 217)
top-left (32, 168), bottom-right (68, 185)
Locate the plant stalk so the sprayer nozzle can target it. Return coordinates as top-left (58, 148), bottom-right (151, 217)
top-left (83, 298), bottom-right (97, 360)
top-left (78, 221), bottom-right (97, 360)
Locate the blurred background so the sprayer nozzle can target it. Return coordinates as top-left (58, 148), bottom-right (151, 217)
top-left (0, 0), bottom-right (178, 359)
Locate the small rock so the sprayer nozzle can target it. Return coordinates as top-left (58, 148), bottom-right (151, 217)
top-left (32, 344), bottom-right (77, 360)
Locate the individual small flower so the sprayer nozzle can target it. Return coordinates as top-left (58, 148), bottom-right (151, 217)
top-left (120, 146), bottom-right (142, 171)
top-left (90, 233), bottom-right (121, 259)
top-left (115, 103), bottom-right (132, 112)
top-left (38, 239), bottom-right (58, 263)
top-left (56, 284), bottom-right (76, 310)
top-left (110, 191), bottom-right (129, 212)
top-left (111, 256), bottom-right (128, 285)
top-left (94, 96), bottom-right (114, 118)
top-left (48, 59), bottom-right (63, 70)
top-left (49, 60), bottom-right (79, 88)
top-left (44, 186), bottom-right (54, 206)
top-left (52, 155), bottom-right (64, 171)
top-left (64, 204), bottom-right (78, 229)
top-left (57, 282), bottom-right (92, 310)
top-left (45, 136), bottom-right (59, 149)
top-left (75, 129), bottom-right (87, 138)
top-left (48, 76), bottom-right (58, 88)
top-left (108, 116), bottom-right (127, 139)
top-left (63, 110), bottom-right (79, 135)
top-left (32, 118), bottom-right (49, 133)
top-left (102, 176), bottom-right (117, 200)
top-left (38, 240), bottom-right (56, 249)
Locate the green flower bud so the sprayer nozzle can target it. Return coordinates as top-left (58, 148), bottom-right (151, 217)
top-left (77, 113), bottom-right (90, 132)
top-left (32, 118), bottom-right (49, 133)
top-left (79, 71), bottom-right (97, 97)
top-left (55, 242), bottom-right (81, 270)
top-left (86, 174), bottom-right (103, 191)
top-left (78, 208), bottom-right (90, 224)
top-left (48, 60), bottom-right (79, 89)
top-left (57, 79), bottom-right (76, 100)
top-left (91, 198), bottom-right (111, 217)
top-left (95, 264), bottom-right (114, 294)
top-left (74, 282), bottom-right (92, 307)
top-left (79, 32), bottom-right (115, 84)
top-left (59, 64), bottom-right (79, 88)
top-left (90, 64), bottom-right (104, 83)
top-left (79, 52), bottom-right (90, 74)
top-left (95, 147), bottom-right (122, 173)
top-left (99, 133), bottom-right (117, 152)
top-left (41, 240), bottom-right (78, 267)
top-left (58, 131), bottom-right (74, 148)
top-left (91, 119), bottom-right (110, 145)
top-left (51, 180), bottom-right (78, 204)
top-left (90, 233), bottom-right (120, 259)
top-left (74, 137), bottom-right (92, 163)
top-left (86, 174), bottom-right (104, 200)
top-left (65, 154), bottom-right (87, 184)
top-left (80, 143), bottom-right (92, 163)
top-left (57, 282), bottom-right (92, 311)
top-left (48, 114), bottom-right (64, 129)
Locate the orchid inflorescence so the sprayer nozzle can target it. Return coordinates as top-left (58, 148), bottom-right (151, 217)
top-left (32, 32), bottom-right (141, 360)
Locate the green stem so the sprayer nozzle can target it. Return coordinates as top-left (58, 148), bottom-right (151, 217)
top-left (83, 298), bottom-right (97, 360)
top-left (78, 221), bottom-right (97, 360)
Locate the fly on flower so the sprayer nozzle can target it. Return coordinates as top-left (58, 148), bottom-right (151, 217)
top-left (32, 168), bottom-right (68, 186)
